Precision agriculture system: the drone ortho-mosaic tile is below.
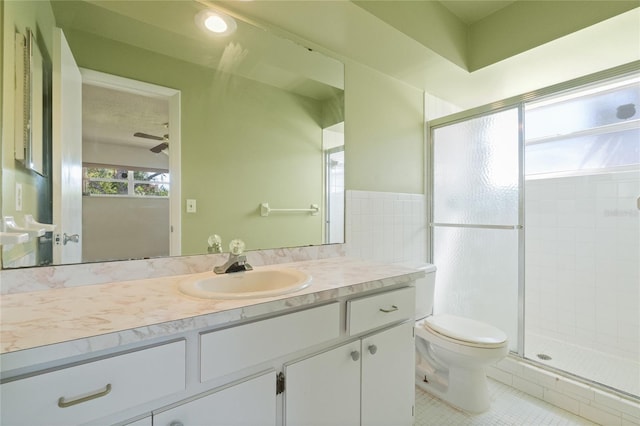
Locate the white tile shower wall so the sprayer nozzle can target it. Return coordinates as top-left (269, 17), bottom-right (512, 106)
top-left (345, 190), bottom-right (427, 264)
top-left (487, 356), bottom-right (640, 426)
top-left (525, 170), bottom-right (640, 360)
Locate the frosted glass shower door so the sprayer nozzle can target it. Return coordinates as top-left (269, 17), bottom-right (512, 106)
top-left (431, 107), bottom-right (522, 352)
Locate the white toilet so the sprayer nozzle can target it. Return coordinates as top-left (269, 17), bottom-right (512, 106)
top-left (412, 263), bottom-right (509, 413)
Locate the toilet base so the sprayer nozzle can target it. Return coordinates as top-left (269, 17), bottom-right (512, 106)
top-left (415, 363), bottom-right (491, 413)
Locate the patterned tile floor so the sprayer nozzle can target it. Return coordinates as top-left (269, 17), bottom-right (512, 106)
top-left (414, 378), bottom-right (596, 425)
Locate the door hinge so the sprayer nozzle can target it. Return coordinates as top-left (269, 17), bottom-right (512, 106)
top-left (276, 372), bottom-right (285, 395)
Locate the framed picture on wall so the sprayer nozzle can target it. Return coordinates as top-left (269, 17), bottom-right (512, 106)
top-left (14, 28), bottom-right (46, 176)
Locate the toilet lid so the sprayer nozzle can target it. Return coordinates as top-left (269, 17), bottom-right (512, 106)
top-left (424, 314), bottom-right (507, 346)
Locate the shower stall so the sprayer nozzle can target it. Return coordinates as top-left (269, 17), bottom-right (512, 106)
top-left (428, 66), bottom-right (639, 399)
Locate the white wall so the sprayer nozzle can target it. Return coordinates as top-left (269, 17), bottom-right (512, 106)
top-left (82, 196), bottom-right (169, 262)
top-left (83, 141), bottom-right (169, 170)
top-left (525, 169), bottom-right (640, 360)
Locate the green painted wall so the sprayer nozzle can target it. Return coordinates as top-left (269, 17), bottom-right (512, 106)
top-left (468, 1), bottom-right (639, 71)
top-left (355, 0), bottom-right (638, 72)
top-left (354, 0), bottom-right (467, 70)
top-left (4, 0), bottom-right (425, 262)
top-left (64, 30), bottom-right (327, 254)
top-left (1, 0), bottom-right (55, 264)
top-left (1, 0), bottom-right (4, 219)
top-left (344, 61), bottom-right (424, 194)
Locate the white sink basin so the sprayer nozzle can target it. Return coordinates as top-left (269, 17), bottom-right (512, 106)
top-left (178, 267), bottom-right (312, 299)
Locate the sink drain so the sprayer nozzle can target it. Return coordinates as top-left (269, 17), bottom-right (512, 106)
top-left (537, 353), bottom-right (552, 361)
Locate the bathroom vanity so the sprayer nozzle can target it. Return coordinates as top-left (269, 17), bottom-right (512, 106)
top-left (0, 257), bottom-right (422, 425)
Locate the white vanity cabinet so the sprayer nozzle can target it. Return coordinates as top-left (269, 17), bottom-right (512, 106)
top-left (200, 302), bottom-right (341, 383)
top-left (0, 340), bottom-right (186, 426)
top-left (153, 370), bottom-right (277, 426)
top-left (360, 322), bottom-right (415, 425)
top-left (284, 339), bottom-right (361, 425)
top-left (125, 416), bottom-right (152, 426)
top-left (283, 322), bottom-right (415, 426)
top-left (284, 287), bottom-right (416, 426)
top-left (350, 287), bottom-right (416, 425)
top-left (1, 272), bottom-right (418, 426)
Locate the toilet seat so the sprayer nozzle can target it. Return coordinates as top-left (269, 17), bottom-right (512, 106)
top-left (424, 314), bottom-right (507, 349)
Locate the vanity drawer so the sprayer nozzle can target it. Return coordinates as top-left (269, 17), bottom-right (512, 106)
top-left (347, 287), bottom-right (415, 335)
top-left (201, 303), bottom-right (340, 382)
top-left (0, 340), bottom-right (186, 426)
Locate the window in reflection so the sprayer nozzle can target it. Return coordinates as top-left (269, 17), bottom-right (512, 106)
top-left (83, 166), bottom-right (170, 197)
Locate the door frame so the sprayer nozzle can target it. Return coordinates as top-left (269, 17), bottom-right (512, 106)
top-left (80, 69), bottom-right (182, 256)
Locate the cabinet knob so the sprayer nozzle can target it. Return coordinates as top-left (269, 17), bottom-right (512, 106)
top-left (368, 344), bottom-right (378, 355)
top-left (350, 350), bottom-right (360, 361)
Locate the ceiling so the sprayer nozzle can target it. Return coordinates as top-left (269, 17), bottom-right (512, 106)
top-left (61, 0), bottom-right (640, 150)
top-left (217, 0), bottom-right (640, 110)
top-left (53, 0), bottom-right (344, 151)
top-left (82, 84), bottom-right (169, 152)
top-left (440, 0), bottom-right (518, 24)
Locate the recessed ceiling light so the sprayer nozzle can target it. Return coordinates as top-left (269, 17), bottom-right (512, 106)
top-left (204, 15), bottom-right (228, 33)
top-left (196, 9), bottom-right (237, 36)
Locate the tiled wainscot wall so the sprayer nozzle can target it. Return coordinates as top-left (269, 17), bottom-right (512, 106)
top-left (345, 190), bottom-right (427, 265)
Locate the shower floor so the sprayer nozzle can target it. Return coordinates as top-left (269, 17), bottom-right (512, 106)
top-left (525, 333), bottom-right (640, 398)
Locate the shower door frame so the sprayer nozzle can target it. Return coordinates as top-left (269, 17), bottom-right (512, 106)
top-left (426, 61), bottom-right (640, 359)
top-left (427, 104), bottom-right (526, 355)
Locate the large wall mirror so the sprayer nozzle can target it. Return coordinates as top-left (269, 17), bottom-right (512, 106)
top-left (1, 0), bottom-right (345, 269)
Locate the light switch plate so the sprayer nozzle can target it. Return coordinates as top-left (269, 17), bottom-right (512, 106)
top-left (186, 199), bottom-right (197, 213)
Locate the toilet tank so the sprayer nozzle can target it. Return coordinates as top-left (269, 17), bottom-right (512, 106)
top-left (397, 262), bottom-right (437, 320)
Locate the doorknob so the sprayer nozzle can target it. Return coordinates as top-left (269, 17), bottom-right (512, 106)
top-left (63, 233), bottom-right (79, 245)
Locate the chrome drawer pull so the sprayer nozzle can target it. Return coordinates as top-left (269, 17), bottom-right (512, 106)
top-left (58, 383), bottom-right (112, 408)
top-left (379, 305), bottom-right (398, 313)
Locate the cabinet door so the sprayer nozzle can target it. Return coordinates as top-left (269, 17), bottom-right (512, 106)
top-left (284, 341), bottom-right (361, 426)
top-left (361, 322), bottom-right (415, 426)
top-left (153, 371), bottom-right (276, 426)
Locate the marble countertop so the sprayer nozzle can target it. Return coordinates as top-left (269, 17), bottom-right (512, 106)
top-left (0, 257), bottom-right (422, 371)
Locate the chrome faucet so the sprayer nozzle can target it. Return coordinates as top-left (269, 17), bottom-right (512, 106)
top-left (214, 239), bottom-right (253, 274)
top-left (207, 234), bottom-right (223, 254)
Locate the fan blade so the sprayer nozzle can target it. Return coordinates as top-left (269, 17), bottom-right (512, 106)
top-left (150, 142), bottom-right (169, 153)
top-left (134, 132), bottom-right (165, 141)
